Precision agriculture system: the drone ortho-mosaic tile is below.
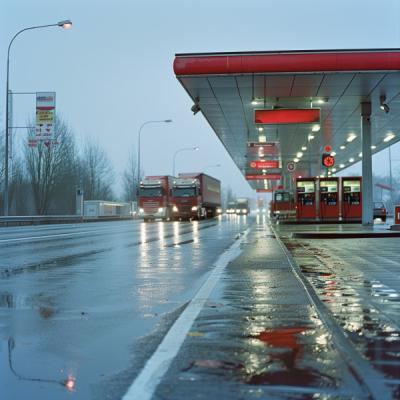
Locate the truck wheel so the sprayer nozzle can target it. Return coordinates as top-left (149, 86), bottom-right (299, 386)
top-left (143, 218), bottom-right (148, 223)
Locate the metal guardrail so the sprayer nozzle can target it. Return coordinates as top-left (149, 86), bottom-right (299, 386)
top-left (0, 215), bottom-right (133, 226)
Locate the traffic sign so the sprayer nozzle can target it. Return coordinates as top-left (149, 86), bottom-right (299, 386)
top-left (286, 161), bottom-right (296, 172)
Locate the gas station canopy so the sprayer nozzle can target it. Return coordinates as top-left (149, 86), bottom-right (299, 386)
top-left (174, 49), bottom-right (400, 191)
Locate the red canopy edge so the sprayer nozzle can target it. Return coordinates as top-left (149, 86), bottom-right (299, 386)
top-left (174, 50), bottom-right (400, 75)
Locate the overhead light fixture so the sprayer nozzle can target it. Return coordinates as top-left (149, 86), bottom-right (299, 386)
top-left (301, 146), bottom-right (307, 151)
top-left (349, 157), bottom-right (355, 163)
top-left (259, 135), bottom-right (267, 143)
top-left (58, 19), bottom-right (73, 29)
top-left (258, 127), bottom-right (264, 132)
top-left (339, 164), bottom-right (345, 168)
top-left (312, 124), bottom-right (320, 132)
top-left (327, 171), bottom-right (332, 175)
top-left (371, 145), bottom-right (377, 149)
top-left (383, 133), bottom-right (395, 142)
top-left (294, 158), bottom-right (299, 163)
top-left (296, 152), bottom-right (303, 158)
top-left (316, 98), bottom-right (328, 104)
top-left (251, 98), bottom-right (258, 105)
top-left (308, 134), bottom-right (315, 141)
top-left (358, 152), bottom-right (362, 158)
top-left (330, 151), bottom-right (336, 156)
top-left (380, 95), bottom-right (390, 113)
top-left (340, 145), bottom-right (346, 150)
top-left (332, 168), bottom-right (337, 172)
top-left (319, 174), bottom-right (325, 178)
top-left (347, 134), bottom-right (357, 142)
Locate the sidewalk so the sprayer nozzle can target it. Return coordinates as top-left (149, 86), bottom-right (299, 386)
top-left (153, 221), bottom-right (371, 399)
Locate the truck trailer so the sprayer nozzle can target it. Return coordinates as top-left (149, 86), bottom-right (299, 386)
top-left (171, 173), bottom-right (221, 220)
top-left (138, 176), bottom-right (174, 222)
top-left (235, 198), bottom-right (250, 215)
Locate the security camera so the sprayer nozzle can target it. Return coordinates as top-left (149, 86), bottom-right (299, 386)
top-left (191, 104), bottom-right (201, 115)
top-left (191, 97), bottom-right (201, 115)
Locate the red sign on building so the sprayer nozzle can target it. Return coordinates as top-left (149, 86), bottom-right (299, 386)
top-left (255, 109), bottom-right (320, 125)
top-left (256, 189), bottom-right (273, 193)
top-left (246, 174), bottom-right (281, 181)
top-left (249, 160), bottom-right (280, 169)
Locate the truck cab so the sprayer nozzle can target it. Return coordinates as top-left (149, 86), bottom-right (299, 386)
top-left (171, 173), bottom-right (221, 220)
top-left (138, 176), bottom-right (174, 222)
top-left (171, 177), bottom-right (204, 220)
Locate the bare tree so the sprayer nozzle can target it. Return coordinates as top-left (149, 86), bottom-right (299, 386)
top-left (122, 148), bottom-right (143, 202)
top-left (79, 139), bottom-right (114, 200)
top-left (25, 117), bottom-right (76, 214)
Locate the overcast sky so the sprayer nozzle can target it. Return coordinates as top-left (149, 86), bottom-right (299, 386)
top-left (2, 0), bottom-right (400, 200)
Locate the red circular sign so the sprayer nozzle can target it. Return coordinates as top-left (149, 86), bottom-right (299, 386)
top-left (324, 145), bottom-right (332, 153)
top-left (322, 154), bottom-right (335, 167)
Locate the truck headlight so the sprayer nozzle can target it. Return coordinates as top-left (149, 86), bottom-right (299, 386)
top-left (158, 207), bottom-right (164, 213)
top-left (217, 207), bottom-right (222, 214)
top-left (139, 208), bottom-right (144, 214)
top-left (172, 206), bottom-right (178, 212)
top-left (191, 206), bottom-right (198, 211)
top-left (242, 209), bottom-right (247, 214)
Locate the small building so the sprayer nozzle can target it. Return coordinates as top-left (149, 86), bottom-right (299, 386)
top-left (83, 201), bottom-right (132, 219)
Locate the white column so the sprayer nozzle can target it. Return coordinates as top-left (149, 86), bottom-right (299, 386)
top-left (361, 102), bottom-right (373, 225)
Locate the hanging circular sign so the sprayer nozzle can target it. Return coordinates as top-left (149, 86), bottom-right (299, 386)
top-left (287, 161), bottom-right (296, 172)
top-left (322, 154), bottom-right (335, 167)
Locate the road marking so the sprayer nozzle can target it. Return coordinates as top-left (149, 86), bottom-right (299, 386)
top-left (122, 230), bottom-right (248, 400)
top-left (0, 231), bottom-right (93, 244)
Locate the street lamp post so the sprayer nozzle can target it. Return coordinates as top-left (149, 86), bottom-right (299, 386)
top-left (3, 20), bottom-right (72, 216)
top-left (172, 147), bottom-right (199, 176)
top-left (137, 119), bottom-right (172, 188)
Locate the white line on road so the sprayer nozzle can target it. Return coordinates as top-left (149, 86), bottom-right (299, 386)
top-left (0, 231), bottom-right (94, 244)
top-left (122, 229), bottom-right (248, 400)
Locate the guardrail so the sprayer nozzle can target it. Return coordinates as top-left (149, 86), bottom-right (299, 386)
top-left (0, 215), bottom-right (134, 226)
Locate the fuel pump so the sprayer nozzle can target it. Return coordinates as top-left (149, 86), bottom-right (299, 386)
top-left (319, 178), bottom-right (339, 221)
top-left (296, 178), bottom-right (317, 220)
top-left (341, 177), bottom-right (362, 221)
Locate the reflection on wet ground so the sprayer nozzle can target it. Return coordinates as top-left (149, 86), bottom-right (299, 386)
top-left (283, 237), bottom-right (400, 394)
top-left (155, 223), bottom-right (364, 399)
top-left (0, 217), bottom-right (250, 399)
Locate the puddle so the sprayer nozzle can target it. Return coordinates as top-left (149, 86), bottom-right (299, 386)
top-left (0, 292), bottom-right (56, 318)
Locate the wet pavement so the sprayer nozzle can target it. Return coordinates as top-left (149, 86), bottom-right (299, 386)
top-left (275, 221), bottom-right (400, 398)
top-left (154, 217), bottom-right (374, 399)
top-left (0, 217), bottom-right (248, 399)
top-left (1, 216), bottom-right (400, 399)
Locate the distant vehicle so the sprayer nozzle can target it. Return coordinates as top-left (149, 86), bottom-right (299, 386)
top-left (138, 176), bottom-right (174, 222)
top-left (235, 198), bottom-right (250, 215)
top-left (256, 198), bottom-right (267, 213)
top-left (226, 201), bottom-right (236, 214)
top-left (271, 190), bottom-right (295, 219)
top-left (373, 201), bottom-right (387, 222)
top-left (171, 173), bottom-right (221, 220)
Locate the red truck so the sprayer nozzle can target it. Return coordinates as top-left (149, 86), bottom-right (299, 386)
top-left (171, 173), bottom-right (221, 220)
top-left (138, 176), bottom-right (174, 222)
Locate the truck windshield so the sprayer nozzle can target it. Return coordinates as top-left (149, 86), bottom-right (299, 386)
top-left (172, 187), bottom-right (196, 197)
top-left (139, 187), bottom-right (163, 197)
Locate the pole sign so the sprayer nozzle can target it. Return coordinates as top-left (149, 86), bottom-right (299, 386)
top-left (36, 92), bottom-right (55, 140)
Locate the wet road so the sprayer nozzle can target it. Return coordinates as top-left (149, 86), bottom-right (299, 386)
top-left (0, 217), bottom-right (249, 399)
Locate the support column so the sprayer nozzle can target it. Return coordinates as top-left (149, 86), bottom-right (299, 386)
top-left (361, 102), bottom-right (373, 225)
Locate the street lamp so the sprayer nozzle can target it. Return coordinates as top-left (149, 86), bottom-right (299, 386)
top-left (172, 147), bottom-right (199, 176)
top-left (137, 119), bottom-right (172, 186)
top-left (3, 20), bottom-right (72, 216)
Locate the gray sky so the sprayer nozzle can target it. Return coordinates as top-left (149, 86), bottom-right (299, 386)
top-left (2, 0), bottom-right (400, 200)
